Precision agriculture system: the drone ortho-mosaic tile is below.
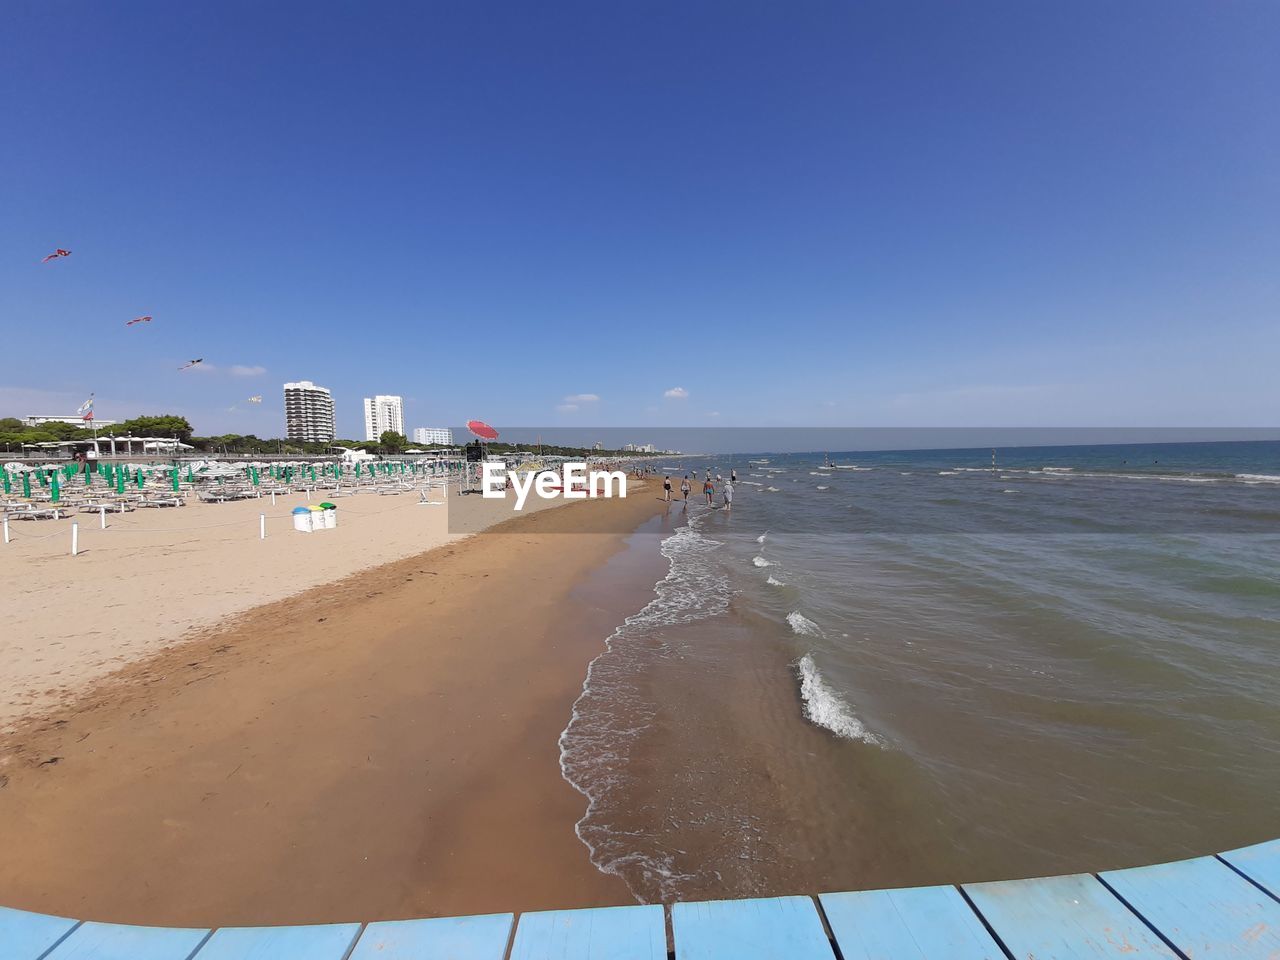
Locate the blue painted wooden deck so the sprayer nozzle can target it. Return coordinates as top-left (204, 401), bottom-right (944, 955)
top-left (2, 839), bottom-right (1277, 959)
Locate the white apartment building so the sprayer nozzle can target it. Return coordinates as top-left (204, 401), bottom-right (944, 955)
top-left (364, 395), bottom-right (405, 441)
top-left (412, 427), bottom-right (454, 446)
top-left (283, 380), bottom-right (336, 443)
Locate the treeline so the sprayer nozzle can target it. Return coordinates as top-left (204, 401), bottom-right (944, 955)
top-left (1, 416), bottom-right (638, 459)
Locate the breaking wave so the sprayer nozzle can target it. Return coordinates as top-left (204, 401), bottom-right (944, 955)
top-left (796, 654), bottom-right (881, 745)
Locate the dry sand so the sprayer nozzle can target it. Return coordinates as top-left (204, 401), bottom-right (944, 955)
top-left (0, 479), bottom-right (666, 925)
top-left (0, 485), bottom-right (563, 728)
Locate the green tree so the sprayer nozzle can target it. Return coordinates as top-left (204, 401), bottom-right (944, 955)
top-left (379, 430), bottom-right (407, 453)
top-left (112, 415), bottom-right (194, 441)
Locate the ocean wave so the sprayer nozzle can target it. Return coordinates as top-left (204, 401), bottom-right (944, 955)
top-left (756, 533), bottom-right (767, 544)
top-left (766, 486), bottom-right (781, 492)
top-left (796, 654), bottom-right (880, 745)
top-left (816, 485), bottom-right (829, 490)
top-left (766, 575), bottom-right (784, 586)
top-left (787, 611), bottom-right (821, 636)
top-left (938, 470), bottom-right (959, 476)
top-left (1237, 473), bottom-right (1280, 483)
top-left (753, 556), bottom-right (773, 567)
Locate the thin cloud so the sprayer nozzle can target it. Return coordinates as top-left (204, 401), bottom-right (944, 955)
top-left (556, 403), bottom-right (580, 413)
top-left (229, 365), bottom-right (267, 377)
top-left (664, 386), bottom-right (689, 399)
top-left (563, 393), bottom-right (599, 404)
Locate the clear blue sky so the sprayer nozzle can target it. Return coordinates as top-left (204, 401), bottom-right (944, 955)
top-left (2, 1), bottom-right (1276, 438)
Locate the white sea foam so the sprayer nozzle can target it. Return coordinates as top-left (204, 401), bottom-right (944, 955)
top-left (1237, 473), bottom-right (1280, 483)
top-left (766, 486), bottom-right (781, 492)
top-left (796, 654), bottom-right (880, 745)
top-left (938, 470), bottom-right (959, 475)
top-left (559, 516), bottom-right (732, 901)
top-left (753, 556), bottom-right (773, 567)
top-left (816, 485), bottom-right (829, 490)
top-left (756, 533), bottom-right (767, 544)
top-left (1002, 488), bottom-right (1018, 494)
top-left (766, 575), bottom-right (784, 586)
top-left (787, 611), bottom-right (821, 636)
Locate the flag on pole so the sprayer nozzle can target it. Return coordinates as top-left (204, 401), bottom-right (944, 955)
top-left (77, 394), bottom-right (95, 422)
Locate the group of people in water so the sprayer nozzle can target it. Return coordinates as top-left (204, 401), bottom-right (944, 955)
top-left (661, 466), bottom-right (735, 510)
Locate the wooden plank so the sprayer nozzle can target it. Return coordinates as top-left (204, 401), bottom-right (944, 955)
top-left (0, 906), bottom-right (79, 960)
top-left (671, 895), bottom-right (833, 960)
top-left (193, 922), bottom-right (361, 960)
top-left (350, 913), bottom-right (513, 960)
top-left (1100, 854), bottom-right (1280, 960)
top-left (819, 885), bottom-right (1003, 960)
top-left (509, 904), bottom-right (665, 960)
top-left (44, 921), bottom-right (210, 960)
top-left (963, 872), bottom-right (1177, 959)
top-left (1219, 838), bottom-right (1280, 900)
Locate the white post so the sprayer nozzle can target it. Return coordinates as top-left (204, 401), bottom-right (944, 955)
top-left (271, 490), bottom-right (276, 506)
top-left (71, 521), bottom-right (79, 556)
top-left (100, 505), bottom-right (107, 529)
top-left (3, 517), bottom-right (9, 544)
top-left (260, 513), bottom-right (266, 540)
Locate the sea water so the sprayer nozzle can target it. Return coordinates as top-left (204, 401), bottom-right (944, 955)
top-left (560, 441), bottom-right (1280, 902)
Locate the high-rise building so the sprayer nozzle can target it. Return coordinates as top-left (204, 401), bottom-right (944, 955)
top-left (412, 427), bottom-right (454, 446)
top-left (283, 380), bottom-right (336, 443)
top-left (363, 395), bottom-right (405, 441)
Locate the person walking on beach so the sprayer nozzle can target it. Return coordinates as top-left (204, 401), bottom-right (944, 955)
top-left (723, 479), bottom-right (734, 511)
top-left (703, 476), bottom-right (715, 505)
top-left (663, 475), bottom-right (672, 501)
top-left (680, 475), bottom-right (691, 502)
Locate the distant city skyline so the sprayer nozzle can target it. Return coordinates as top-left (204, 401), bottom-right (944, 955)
top-left (2, 4), bottom-right (1276, 434)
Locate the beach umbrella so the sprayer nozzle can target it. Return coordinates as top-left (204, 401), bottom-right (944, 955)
top-left (187, 466), bottom-right (195, 482)
top-left (172, 469), bottom-right (180, 492)
top-left (1, 471), bottom-right (8, 495)
top-left (51, 474), bottom-right (60, 503)
top-left (136, 469), bottom-right (144, 488)
top-left (22, 472), bottom-right (31, 498)
top-left (116, 469), bottom-right (125, 494)
top-left (467, 420), bottom-right (499, 440)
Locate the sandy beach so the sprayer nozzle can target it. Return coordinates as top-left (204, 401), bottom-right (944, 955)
top-left (0, 477), bottom-right (667, 925)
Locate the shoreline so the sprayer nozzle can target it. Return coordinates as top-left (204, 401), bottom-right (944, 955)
top-left (0, 479), bottom-right (670, 925)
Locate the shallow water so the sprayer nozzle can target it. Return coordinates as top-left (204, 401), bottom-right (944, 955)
top-left (561, 441), bottom-right (1280, 902)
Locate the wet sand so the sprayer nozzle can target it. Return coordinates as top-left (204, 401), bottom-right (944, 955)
top-left (0, 480), bottom-right (669, 925)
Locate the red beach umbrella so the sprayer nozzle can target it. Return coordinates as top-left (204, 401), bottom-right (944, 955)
top-left (467, 420), bottom-right (499, 440)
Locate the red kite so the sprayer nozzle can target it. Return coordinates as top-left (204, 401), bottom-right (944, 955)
top-left (126, 315), bottom-right (153, 326)
top-left (41, 249), bottom-right (71, 263)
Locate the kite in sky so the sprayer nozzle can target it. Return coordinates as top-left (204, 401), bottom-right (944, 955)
top-left (178, 358), bottom-right (203, 370)
top-left (247, 395), bottom-right (263, 404)
top-left (126, 315), bottom-right (153, 326)
top-left (41, 249), bottom-right (71, 263)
